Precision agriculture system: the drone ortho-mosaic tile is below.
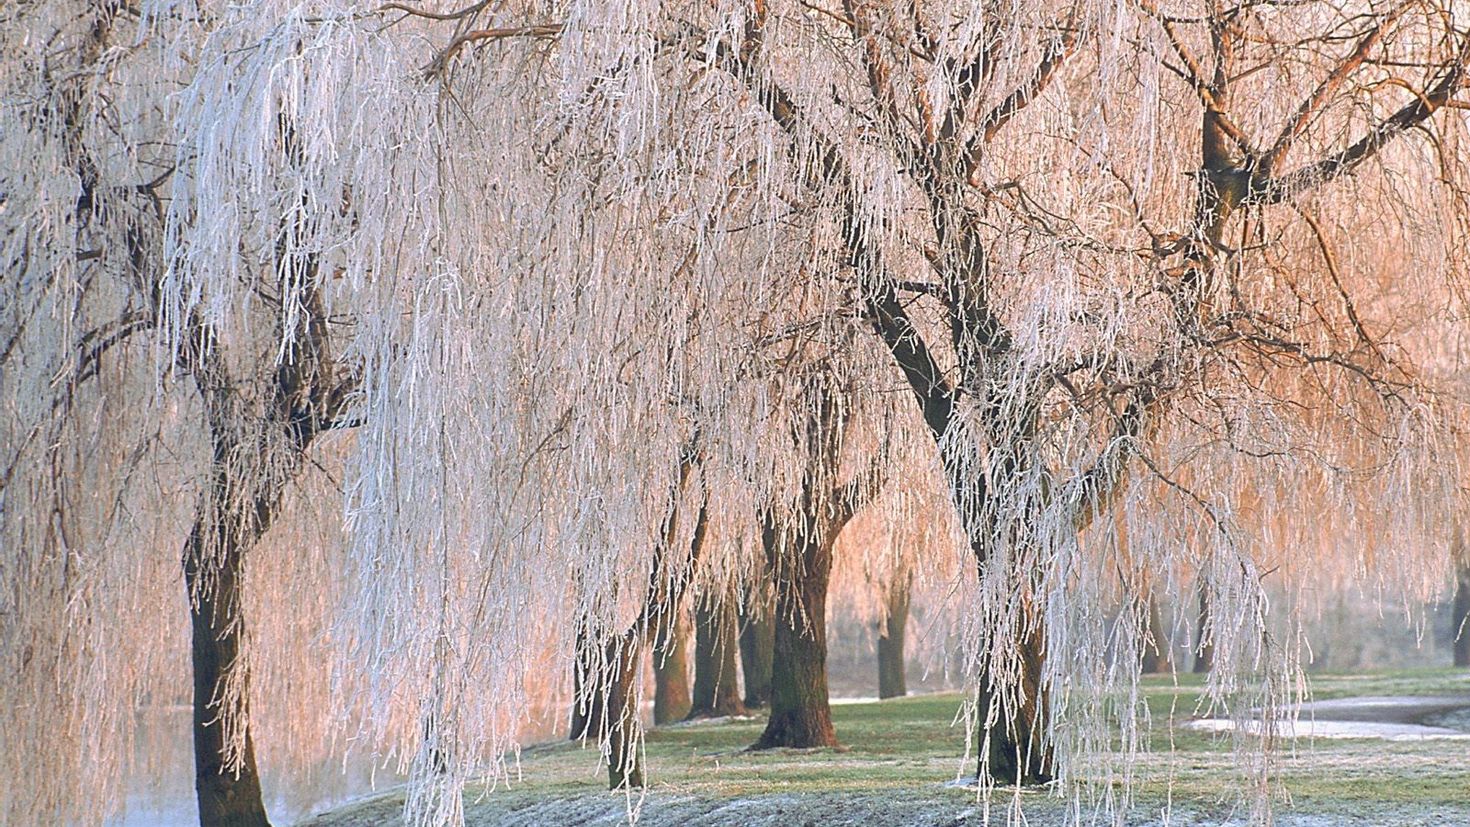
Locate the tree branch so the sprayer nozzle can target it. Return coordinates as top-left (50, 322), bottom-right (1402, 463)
top-left (1257, 31), bottom-right (1470, 204)
top-left (964, 28), bottom-right (1077, 179)
top-left (1262, 7), bottom-right (1407, 174)
top-left (422, 22), bottom-right (564, 77)
top-left (707, 14), bottom-right (958, 438)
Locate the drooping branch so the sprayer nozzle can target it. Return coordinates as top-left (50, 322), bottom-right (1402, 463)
top-left (639, 447), bottom-right (708, 648)
top-left (833, 449), bottom-right (888, 526)
top-left (1070, 388), bottom-right (1156, 533)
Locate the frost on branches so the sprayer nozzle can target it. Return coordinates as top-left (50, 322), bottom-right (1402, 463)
top-left (2, 1), bottom-right (1469, 826)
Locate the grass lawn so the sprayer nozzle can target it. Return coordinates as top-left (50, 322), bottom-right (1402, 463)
top-left (303, 669), bottom-right (1470, 826)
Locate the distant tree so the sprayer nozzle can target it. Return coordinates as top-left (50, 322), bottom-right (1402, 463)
top-left (738, 580), bottom-right (776, 709)
top-left (653, 608), bottom-right (694, 724)
top-left (751, 370), bottom-right (882, 750)
top-left (877, 570), bottom-right (912, 698)
top-left (1453, 533), bottom-right (1470, 668)
top-left (687, 584), bottom-right (747, 720)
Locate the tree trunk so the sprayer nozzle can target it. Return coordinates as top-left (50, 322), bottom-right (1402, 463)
top-left (739, 595), bottom-right (774, 709)
top-left (975, 595), bottom-right (1051, 786)
top-left (605, 634), bottom-right (645, 789)
top-left (1193, 585), bottom-right (1215, 674)
top-left (1140, 591), bottom-right (1173, 674)
top-left (877, 571), bottom-right (911, 699)
top-left (688, 594), bottom-right (746, 718)
top-left (173, 166), bottom-right (342, 826)
top-left (184, 524), bottom-right (271, 827)
top-left (1453, 559), bottom-right (1470, 668)
top-left (752, 526), bottom-right (838, 750)
top-left (653, 610), bottom-right (692, 724)
top-left (568, 623), bottom-right (606, 740)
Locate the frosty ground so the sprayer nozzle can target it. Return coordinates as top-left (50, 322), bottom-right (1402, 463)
top-left (300, 670), bottom-right (1470, 826)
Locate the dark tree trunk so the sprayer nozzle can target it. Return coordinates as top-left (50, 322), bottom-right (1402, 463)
top-left (1140, 591), bottom-right (1173, 674)
top-left (569, 630), bottom-right (646, 787)
top-left (173, 150), bottom-right (346, 825)
top-left (1193, 585), bottom-right (1215, 674)
top-left (1453, 559), bottom-right (1470, 668)
top-left (975, 596), bottom-right (1051, 786)
top-left (752, 523), bottom-right (838, 750)
top-left (877, 572), bottom-right (911, 699)
top-left (688, 594), bottom-right (746, 718)
top-left (653, 610), bottom-right (692, 725)
top-left (596, 458), bottom-right (711, 789)
top-left (739, 593), bottom-right (775, 709)
top-left (605, 634), bottom-right (645, 789)
top-left (569, 623), bottom-right (606, 740)
top-left (185, 524), bottom-right (271, 827)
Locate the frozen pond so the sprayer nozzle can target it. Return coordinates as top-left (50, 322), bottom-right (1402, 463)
top-left (109, 707), bottom-right (415, 827)
top-left (1185, 695), bottom-right (1470, 740)
top-left (110, 710), bottom-right (408, 826)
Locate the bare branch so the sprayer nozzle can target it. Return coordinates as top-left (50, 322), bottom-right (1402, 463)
top-left (422, 23), bottom-right (564, 77)
top-left (1258, 31), bottom-right (1470, 203)
top-left (1263, 6), bottom-right (1408, 174)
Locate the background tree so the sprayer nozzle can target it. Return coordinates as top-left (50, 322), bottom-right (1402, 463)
top-left (738, 574), bottom-right (776, 709)
top-left (751, 367), bottom-right (884, 750)
top-left (653, 608), bottom-right (695, 723)
top-left (877, 569), bottom-right (913, 698)
top-left (687, 590), bottom-right (748, 719)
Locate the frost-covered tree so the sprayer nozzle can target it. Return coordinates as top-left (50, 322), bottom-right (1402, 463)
top-left (2, 2), bottom-right (365, 823)
top-left (609, 0), bottom-right (1470, 791)
top-left (751, 359), bottom-right (888, 749)
top-left (2, 6), bottom-right (179, 823)
top-left (7, 2), bottom-right (1470, 827)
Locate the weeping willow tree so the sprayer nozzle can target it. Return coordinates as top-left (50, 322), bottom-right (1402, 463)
top-left (518, 0), bottom-right (1469, 794)
top-left (3, 2), bottom-right (364, 824)
top-left (1, 7), bottom-right (184, 822)
top-left (6, 1), bottom-right (1470, 826)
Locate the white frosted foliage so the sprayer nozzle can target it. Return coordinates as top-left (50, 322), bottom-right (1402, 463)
top-left (3, 1), bottom-right (1470, 826)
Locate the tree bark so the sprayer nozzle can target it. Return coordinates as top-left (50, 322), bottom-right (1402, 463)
top-left (568, 622), bottom-right (606, 740)
top-left (1140, 591), bottom-right (1173, 674)
top-left (1453, 559), bottom-right (1470, 668)
top-left (877, 571), bottom-right (911, 699)
top-left (605, 634), bottom-right (644, 789)
top-left (752, 520), bottom-right (838, 750)
top-left (738, 593), bottom-right (774, 709)
top-left (185, 523), bottom-right (271, 827)
top-left (1193, 585), bottom-right (1215, 674)
top-left (975, 594), bottom-right (1051, 786)
top-left (688, 594), bottom-right (746, 718)
top-left (653, 610), bottom-right (692, 724)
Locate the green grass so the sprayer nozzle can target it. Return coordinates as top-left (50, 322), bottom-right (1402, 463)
top-left (500, 693), bottom-right (974, 799)
top-left (304, 669), bottom-right (1470, 825)
top-left (495, 670), bottom-right (1470, 811)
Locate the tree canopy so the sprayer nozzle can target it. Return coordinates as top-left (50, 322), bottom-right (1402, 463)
top-left (3, 1), bottom-right (1469, 825)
